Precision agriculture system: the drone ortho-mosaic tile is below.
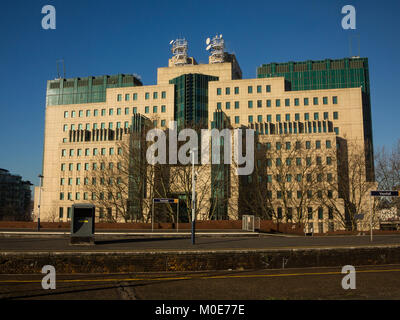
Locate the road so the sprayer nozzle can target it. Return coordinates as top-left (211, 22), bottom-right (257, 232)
top-left (1, 234), bottom-right (400, 252)
top-left (1, 264), bottom-right (400, 300)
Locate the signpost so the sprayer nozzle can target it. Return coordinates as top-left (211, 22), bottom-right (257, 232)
top-left (152, 198), bottom-right (179, 232)
top-left (370, 190), bottom-right (400, 241)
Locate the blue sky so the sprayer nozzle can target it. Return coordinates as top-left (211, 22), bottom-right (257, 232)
top-left (0, 0), bottom-right (399, 186)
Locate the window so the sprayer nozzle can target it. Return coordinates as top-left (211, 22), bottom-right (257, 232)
top-left (266, 100), bottom-right (271, 107)
top-left (101, 109), bottom-right (106, 116)
top-left (286, 142), bottom-right (291, 150)
top-left (235, 116), bottom-right (240, 124)
top-left (304, 98), bottom-right (309, 106)
top-left (257, 85), bottom-right (262, 93)
top-left (324, 112), bottom-right (329, 120)
top-left (60, 178), bottom-right (65, 185)
top-left (153, 92), bottom-right (158, 99)
top-left (217, 88), bottom-right (221, 95)
top-left (276, 114), bottom-right (281, 122)
top-left (64, 111), bottom-right (68, 118)
top-left (323, 97), bottom-right (328, 105)
top-left (296, 158), bottom-right (301, 166)
top-left (306, 141), bottom-right (311, 149)
top-left (257, 100), bottom-right (262, 108)
top-left (79, 110), bottom-right (83, 117)
top-left (318, 207), bottom-right (323, 219)
top-left (61, 163), bottom-right (66, 171)
top-left (161, 91), bottom-right (166, 99)
top-left (76, 177), bottom-right (81, 185)
top-left (295, 113), bottom-right (300, 121)
top-left (145, 92), bottom-right (150, 100)
top-left (63, 124), bottom-right (68, 132)
top-left (133, 93), bottom-right (138, 100)
top-left (304, 113), bottom-right (309, 121)
top-left (326, 140), bottom-right (331, 148)
top-left (225, 102), bottom-right (230, 110)
top-left (314, 113), bottom-right (319, 120)
top-left (133, 107), bottom-right (137, 114)
top-left (76, 163), bottom-right (81, 171)
top-left (60, 193), bottom-right (64, 200)
top-left (276, 158), bottom-right (282, 166)
top-left (294, 98), bottom-right (299, 106)
top-left (234, 87), bottom-right (239, 94)
top-left (116, 108), bottom-right (121, 115)
top-left (153, 106), bottom-right (157, 113)
top-left (68, 178), bottom-right (72, 185)
top-left (327, 156), bottom-right (332, 165)
top-left (69, 149), bottom-right (74, 156)
top-left (333, 112), bottom-right (339, 120)
top-left (248, 101), bottom-right (253, 108)
top-left (234, 101), bottom-right (239, 109)
top-left (285, 114), bottom-right (290, 121)
top-left (59, 207), bottom-right (64, 218)
top-left (285, 99), bottom-right (290, 107)
top-left (116, 122), bottom-right (121, 129)
top-left (313, 97), bottom-right (318, 105)
top-left (217, 102), bottom-right (222, 110)
top-left (69, 163), bottom-right (73, 171)
top-left (248, 86), bottom-right (253, 94)
top-left (334, 127), bottom-right (339, 135)
top-left (316, 140), bottom-right (321, 149)
top-left (94, 109), bottom-right (98, 116)
top-left (266, 115), bottom-right (271, 122)
top-left (93, 148), bottom-right (98, 156)
top-left (276, 99), bottom-right (281, 107)
top-left (125, 94), bottom-right (130, 101)
top-left (71, 111), bottom-right (76, 118)
top-left (161, 120), bottom-right (166, 127)
top-left (316, 156), bottom-right (322, 165)
top-left (225, 87), bottom-right (230, 95)
top-left (145, 106), bottom-right (149, 114)
top-left (109, 108), bottom-right (113, 116)
top-left (161, 105), bottom-right (166, 113)
top-left (248, 115), bottom-right (253, 123)
top-left (333, 96), bottom-right (338, 104)
top-left (117, 94), bottom-right (122, 101)
top-left (257, 115), bottom-right (262, 122)
top-left (266, 85), bottom-right (271, 92)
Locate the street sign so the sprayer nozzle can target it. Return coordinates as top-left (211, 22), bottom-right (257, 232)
top-left (153, 198), bottom-right (179, 203)
top-left (370, 190), bottom-right (399, 197)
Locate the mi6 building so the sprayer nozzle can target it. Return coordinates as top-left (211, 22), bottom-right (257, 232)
top-left (34, 36), bottom-right (376, 232)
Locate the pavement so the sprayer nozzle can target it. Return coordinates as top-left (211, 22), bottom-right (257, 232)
top-left (1, 233), bottom-right (400, 252)
top-left (1, 264), bottom-right (400, 300)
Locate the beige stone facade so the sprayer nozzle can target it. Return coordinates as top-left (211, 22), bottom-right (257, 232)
top-left (34, 53), bottom-right (375, 232)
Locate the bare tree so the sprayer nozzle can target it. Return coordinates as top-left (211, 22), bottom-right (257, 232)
top-left (315, 139), bottom-right (376, 231)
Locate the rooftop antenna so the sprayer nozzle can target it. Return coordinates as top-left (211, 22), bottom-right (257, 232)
top-left (348, 34), bottom-right (360, 58)
top-left (169, 39), bottom-right (189, 66)
top-left (205, 34), bottom-right (225, 63)
top-left (56, 59), bottom-right (66, 79)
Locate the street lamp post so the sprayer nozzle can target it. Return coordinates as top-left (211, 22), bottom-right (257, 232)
top-left (190, 148), bottom-right (197, 245)
top-left (37, 174), bottom-right (43, 232)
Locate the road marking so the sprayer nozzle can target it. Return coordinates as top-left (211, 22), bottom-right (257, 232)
top-left (1, 268), bottom-right (400, 284)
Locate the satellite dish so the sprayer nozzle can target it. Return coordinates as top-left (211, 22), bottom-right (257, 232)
top-left (169, 40), bottom-right (174, 45)
top-left (206, 44), bottom-right (212, 51)
top-left (206, 38), bottom-right (211, 45)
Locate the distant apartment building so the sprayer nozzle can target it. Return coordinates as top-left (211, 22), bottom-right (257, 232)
top-left (0, 169), bottom-right (32, 220)
top-left (34, 37), bottom-right (376, 232)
